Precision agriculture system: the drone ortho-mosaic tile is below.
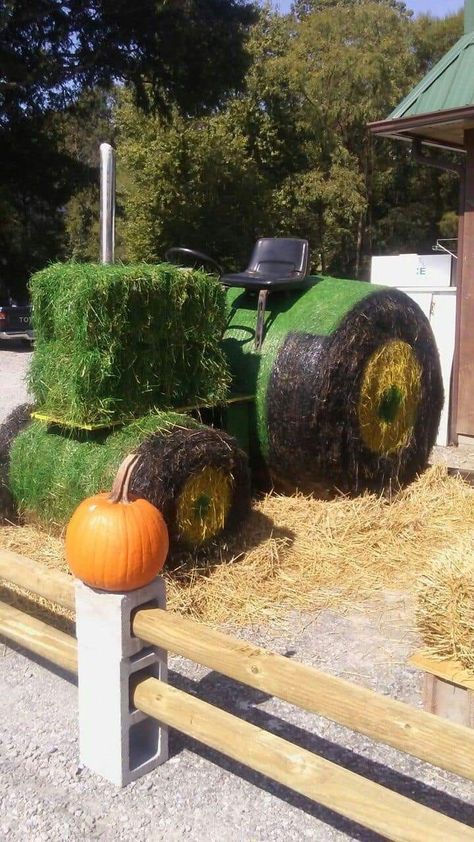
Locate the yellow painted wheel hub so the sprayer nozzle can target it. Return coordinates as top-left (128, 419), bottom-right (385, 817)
top-left (175, 466), bottom-right (233, 545)
top-left (358, 340), bottom-right (422, 455)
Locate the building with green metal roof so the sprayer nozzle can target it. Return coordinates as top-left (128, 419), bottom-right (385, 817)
top-left (370, 3), bottom-right (474, 150)
top-left (369, 1), bottom-right (474, 443)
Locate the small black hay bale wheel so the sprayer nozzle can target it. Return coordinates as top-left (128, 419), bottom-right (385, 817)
top-left (131, 426), bottom-right (250, 548)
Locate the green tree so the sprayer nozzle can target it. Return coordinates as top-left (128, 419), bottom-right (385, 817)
top-left (117, 96), bottom-right (268, 268)
top-left (54, 89), bottom-right (117, 262)
top-left (276, 1), bottom-right (416, 275)
top-left (291, 0), bottom-right (411, 21)
top-left (117, 13), bottom-right (297, 268)
top-left (369, 10), bottom-right (463, 260)
top-left (1, 1), bottom-right (258, 122)
top-left (412, 9), bottom-right (463, 75)
top-left (116, 3), bottom-right (463, 279)
top-left (0, 113), bottom-right (86, 297)
top-left (0, 0), bottom-right (258, 293)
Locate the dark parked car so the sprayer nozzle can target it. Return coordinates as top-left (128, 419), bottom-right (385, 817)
top-left (0, 294), bottom-right (33, 344)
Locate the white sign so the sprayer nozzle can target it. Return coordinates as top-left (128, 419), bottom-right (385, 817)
top-left (403, 289), bottom-right (456, 447)
top-left (370, 254), bottom-right (453, 289)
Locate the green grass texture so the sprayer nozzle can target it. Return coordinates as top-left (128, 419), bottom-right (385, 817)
top-left (29, 262), bottom-right (231, 426)
top-left (9, 412), bottom-right (199, 526)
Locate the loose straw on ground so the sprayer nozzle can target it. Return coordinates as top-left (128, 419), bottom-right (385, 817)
top-left (1, 466), bottom-right (474, 629)
top-left (417, 533), bottom-right (474, 670)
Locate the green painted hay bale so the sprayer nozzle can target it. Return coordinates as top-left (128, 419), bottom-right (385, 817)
top-left (29, 262), bottom-right (231, 426)
top-left (9, 413), bottom-right (198, 525)
top-left (0, 403), bottom-right (32, 522)
top-left (8, 413), bottom-right (250, 545)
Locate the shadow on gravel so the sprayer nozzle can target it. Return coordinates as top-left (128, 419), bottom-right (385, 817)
top-left (168, 667), bottom-right (474, 840)
top-left (0, 339), bottom-right (33, 353)
top-left (0, 636), bottom-right (77, 686)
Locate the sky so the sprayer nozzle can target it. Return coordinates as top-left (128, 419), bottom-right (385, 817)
top-left (273, 1), bottom-right (464, 16)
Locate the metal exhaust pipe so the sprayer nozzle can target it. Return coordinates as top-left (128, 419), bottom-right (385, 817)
top-left (100, 143), bottom-right (116, 264)
top-left (466, 0), bottom-right (474, 34)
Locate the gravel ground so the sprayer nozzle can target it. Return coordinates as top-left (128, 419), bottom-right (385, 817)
top-left (0, 338), bottom-right (31, 413)
top-left (1, 345), bottom-right (473, 841)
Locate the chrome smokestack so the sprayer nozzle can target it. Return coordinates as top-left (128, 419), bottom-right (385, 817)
top-left (100, 143), bottom-right (116, 264)
top-left (465, 0), bottom-right (474, 34)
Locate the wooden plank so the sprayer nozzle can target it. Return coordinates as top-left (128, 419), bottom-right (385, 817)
top-left (427, 675), bottom-right (474, 728)
top-left (0, 549), bottom-right (75, 611)
top-left (133, 608), bottom-right (474, 782)
top-left (134, 677), bottom-right (474, 842)
top-left (423, 673), bottom-right (436, 715)
top-left (450, 172), bottom-right (465, 444)
top-left (0, 600), bottom-right (77, 673)
top-left (447, 465), bottom-right (474, 485)
top-left (409, 651), bottom-right (474, 690)
top-left (455, 128), bottom-right (474, 436)
top-left (410, 653), bottom-right (474, 728)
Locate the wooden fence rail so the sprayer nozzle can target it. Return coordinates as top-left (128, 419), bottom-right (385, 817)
top-left (1, 596), bottom-right (473, 842)
top-left (133, 678), bottom-right (474, 842)
top-left (0, 600), bottom-right (77, 673)
top-left (133, 606), bottom-right (474, 783)
top-left (2, 550), bottom-right (474, 841)
top-left (0, 549), bottom-right (75, 611)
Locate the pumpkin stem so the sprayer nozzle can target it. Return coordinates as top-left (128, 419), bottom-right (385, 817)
top-left (109, 453), bottom-right (140, 504)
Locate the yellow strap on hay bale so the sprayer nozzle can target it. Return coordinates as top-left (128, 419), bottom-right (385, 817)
top-left (30, 412), bottom-right (124, 431)
top-left (31, 394), bottom-right (255, 431)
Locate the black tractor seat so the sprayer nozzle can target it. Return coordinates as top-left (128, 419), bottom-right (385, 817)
top-left (222, 238), bottom-right (310, 350)
top-left (221, 238), bottom-right (309, 291)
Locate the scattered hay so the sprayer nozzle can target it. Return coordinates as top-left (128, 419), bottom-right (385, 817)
top-left (167, 465), bottom-right (474, 625)
top-left (1, 466), bottom-right (474, 630)
top-left (417, 534), bottom-right (474, 670)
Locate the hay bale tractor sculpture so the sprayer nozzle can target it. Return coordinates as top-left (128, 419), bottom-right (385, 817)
top-left (0, 150), bottom-right (443, 552)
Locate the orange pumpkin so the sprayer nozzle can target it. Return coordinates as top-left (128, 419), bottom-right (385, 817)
top-left (66, 453), bottom-right (169, 592)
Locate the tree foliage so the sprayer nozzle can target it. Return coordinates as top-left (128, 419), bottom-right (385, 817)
top-left (0, 0), bottom-right (257, 293)
top-left (412, 9), bottom-right (463, 75)
top-left (1, 0), bottom-right (257, 121)
top-left (292, 0), bottom-right (411, 20)
top-left (117, 3), bottom-right (462, 279)
top-left (0, 1), bottom-right (465, 292)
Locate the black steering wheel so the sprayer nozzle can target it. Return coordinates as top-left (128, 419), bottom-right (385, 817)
top-left (165, 247), bottom-right (223, 276)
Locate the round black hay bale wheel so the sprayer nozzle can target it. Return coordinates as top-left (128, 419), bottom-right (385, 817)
top-left (131, 426), bottom-right (250, 549)
top-left (0, 403), bottom-right (32, 521)
top-left (266, 288), bottom-right (444, 494)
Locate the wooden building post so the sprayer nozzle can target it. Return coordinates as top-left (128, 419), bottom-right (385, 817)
top-left (455, 128), bottom-right (474, 439)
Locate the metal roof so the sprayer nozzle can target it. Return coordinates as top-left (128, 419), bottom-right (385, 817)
top-left (390, 31), bottom-right (474, 120)
top-left (368, 29), bottom-right (474, 151)
top-left (369, 106), bottom-right (474, 152)
top-left (368, 2), bottom-right (474, 151)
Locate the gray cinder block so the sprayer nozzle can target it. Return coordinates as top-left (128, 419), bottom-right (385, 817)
top-left (75, 577), bottom-right (168, 786)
